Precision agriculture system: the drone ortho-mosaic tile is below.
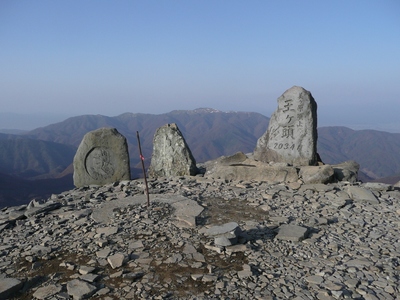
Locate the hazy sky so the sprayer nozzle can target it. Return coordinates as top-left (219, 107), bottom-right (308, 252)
top-left (1, 1), bottom-right (399, 131)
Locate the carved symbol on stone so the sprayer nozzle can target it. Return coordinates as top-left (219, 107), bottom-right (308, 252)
top-left (270, 127), bottom-right (280, 139)
top-left (281, 125), bottom-right (294, 139)
top-left (298, 99), bottom-right (304, 112)
top-left (297, 120), bottom-right (303, 128)
top-left (282, 99), bottom-right (295, 112)
top-left (286, 115), bottom-right (294, 124)
top-left (85, 147), bottom-right (115, 180)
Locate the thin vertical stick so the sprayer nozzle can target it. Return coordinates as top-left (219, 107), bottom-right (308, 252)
top-left (136, 131), bottom-right (150, 208)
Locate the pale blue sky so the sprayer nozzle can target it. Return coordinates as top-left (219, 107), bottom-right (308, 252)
top-left (1, 1), bottom-right (399, 131)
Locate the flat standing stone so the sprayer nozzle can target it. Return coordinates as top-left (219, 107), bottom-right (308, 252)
top-left (73, 128), bottom-right (131, 187)
top-left (254, 86), bottom-right (318, 166)
top-left (276, 224), bottom-right (308, 242)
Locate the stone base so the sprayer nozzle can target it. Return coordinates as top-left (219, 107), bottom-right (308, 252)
top-left (203, 152), bottom-right (359, 184)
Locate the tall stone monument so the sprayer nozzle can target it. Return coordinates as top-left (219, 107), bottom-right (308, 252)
top-left (148, 123), bottom-right (197, 177)
top-left (254, 86), bottom-right (318, 166)
top-left (73, 128), bottom-right (131, 187)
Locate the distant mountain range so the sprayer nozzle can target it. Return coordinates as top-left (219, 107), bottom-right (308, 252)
top-left (0, 133), bottom-right (76, 179)
top-left (0, 108), bottom-right (399, 207)
top-left (318, 127), bottom-right (400, 181)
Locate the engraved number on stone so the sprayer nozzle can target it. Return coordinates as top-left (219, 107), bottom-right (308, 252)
top-left (274, 143), bottom-right (295, 150)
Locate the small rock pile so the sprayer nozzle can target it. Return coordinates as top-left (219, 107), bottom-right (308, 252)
top-left (0, 178), bottom-right (399, 299)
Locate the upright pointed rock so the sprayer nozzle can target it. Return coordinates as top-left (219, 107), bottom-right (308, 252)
top-left (254, 86), bottom-right (318, 166)
top-left (148, 123), bottom-right (197, 177)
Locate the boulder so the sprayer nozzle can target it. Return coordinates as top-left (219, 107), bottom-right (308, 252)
top-left (73, 128), bottom-right (131, 187)
top-left (148, 123), bottom-right (197, 177)
top-left (331, 161), bottom-right (359, 183)
top-left (204, 152), bottom-right (299, 183)
top-left (254, 86), bottom-right (318, 166)
top-left (299, 165), bottom-right (335, 184)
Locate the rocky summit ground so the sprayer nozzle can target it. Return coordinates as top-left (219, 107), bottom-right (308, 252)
top-left (0, 177), bottom-right (399, 299)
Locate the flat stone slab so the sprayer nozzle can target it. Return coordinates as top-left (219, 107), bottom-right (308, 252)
top-left (205, 222), bottom-right (240, 236)
top-left (347, 186), bottom-right (379, 204)
top-left (24, 202), bottom-right (62, 217)
top-left (96, 226), bottom-right (119, 236)
top-left (33, 284), bottom-right (62, 299)
top-left (205, 222), bottom-right (242, 246)
top-left (67, 279), bottom-right (97, 300)
top-left (205, 156), bottom-right (299, 183)
top-left (0, 277), bottom-right (23, 299)
top-left (92, 194), bottom-right (203, 228)
top-left (171, 199), bottom-right (204, 227)
top-left (276, 224), bottom-right (308, 242)
top-left (305, 275), bottom-right (324, 285)
top-left (344, 258), bottom-right (374, 267)
top-left (364, 182), bottom-right (393, 191)
top-left (214, 235), bottom-right (238, 247)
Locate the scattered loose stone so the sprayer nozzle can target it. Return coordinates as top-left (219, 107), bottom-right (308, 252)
top-left (0, 177), bottom-right (399, 299)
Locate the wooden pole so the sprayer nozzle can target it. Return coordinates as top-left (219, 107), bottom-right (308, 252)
top-left (136, 131), bottom-right (150, 208)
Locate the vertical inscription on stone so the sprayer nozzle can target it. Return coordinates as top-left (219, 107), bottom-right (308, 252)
top-left (254, 86), bottom-right (318, 166)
